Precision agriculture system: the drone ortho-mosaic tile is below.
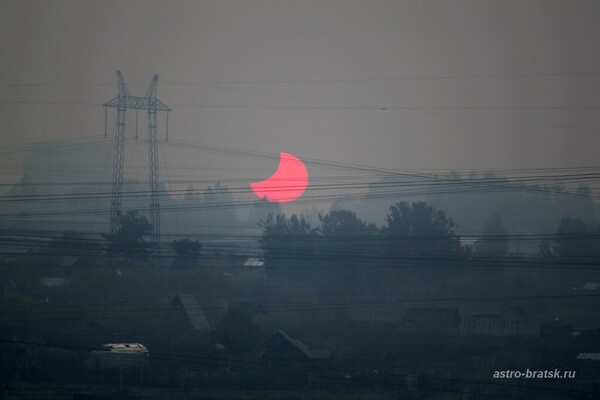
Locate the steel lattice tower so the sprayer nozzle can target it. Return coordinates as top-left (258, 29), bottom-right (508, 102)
top-left (103, 71), bottom-right (171, 260)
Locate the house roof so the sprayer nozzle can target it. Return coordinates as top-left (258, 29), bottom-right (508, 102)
top-left (102, 343), bottom-right (148, 354)
top-left (577, 353), bottom-right (600, 361)
top-left (39, 277), bottom-right (70, 288)
top-left (243, 257), bottom-right (265, 267)
top-left (262, 330), bottom-right (330, 360)
top-left (87, 343), bottom-right (148, 370)
top-left (171, 293), bottom-right (210, 330)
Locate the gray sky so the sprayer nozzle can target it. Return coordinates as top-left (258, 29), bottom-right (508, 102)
top-left (1, 0), bottom-right (600, 202)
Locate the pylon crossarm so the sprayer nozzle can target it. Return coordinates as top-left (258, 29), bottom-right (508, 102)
top-left (103, 96), bottom-right (171, 111)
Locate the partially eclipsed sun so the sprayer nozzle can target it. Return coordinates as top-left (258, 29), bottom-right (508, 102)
top-left (250, 152), bottom-right (309, 203)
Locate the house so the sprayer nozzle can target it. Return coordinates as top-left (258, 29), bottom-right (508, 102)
top-left (39, 277), bottom-right (70, 288)
top-left (577, 353), bottom-right (600, 361)
top-left (582, 282), bottom-right (600, 291)
top-left (86, 343), bottom-right (149, 369)
top-left (238, 257), bottom-right (265, 279)
top-left (401, 307), bottom-right (462, 335)
top-left (171, 293), bottom-right (210, 330)
top-left (463, 307), bottom-right (540, 336)
top-left (260, 330), bottom-right (331, 363)
top-left (576, 353), bottom-right (600, 382)
top-left (85, 343), bottom-right (149, 384)
top-left (225, 256), bottom-right (265, 280)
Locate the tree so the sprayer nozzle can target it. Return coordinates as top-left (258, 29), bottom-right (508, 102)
top-left (381, 201), bottom-right (461, 265)
top-left (170, 239), bottom-right (202, 268)
top-left (317, 209), bottom-right (378, 290)
top-left (259, 214), bottom-right (318, 279)
top-left (319, 209), bottom-right (377, 238)
top-left (474, 213), bottom-right (509, 256)
top-left (318, 210), bottom-right (377, 263)
top-left (103, 210), bottom-right (152, 263)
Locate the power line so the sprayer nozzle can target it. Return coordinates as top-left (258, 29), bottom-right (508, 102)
top-left (1, 292), bottom-right (597, 322)
top-left (0, 337), bottom-right (593, 399)
top-left (2, 99), bottom-right (600, 111)
top-left (3, 70), bottom-right (600, 87)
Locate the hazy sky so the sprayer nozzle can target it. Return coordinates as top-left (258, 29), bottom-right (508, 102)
top-left (1, 0), bottom-right (600, 195)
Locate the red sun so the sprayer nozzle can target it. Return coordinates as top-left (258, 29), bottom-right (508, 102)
top-left (250, 152), bottom-right (309, 203)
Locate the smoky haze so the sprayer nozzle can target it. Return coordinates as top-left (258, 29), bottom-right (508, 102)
top-left (1, 1), bottom-right (600, 185)
top-left (1, 1), bottom-right (600, 399)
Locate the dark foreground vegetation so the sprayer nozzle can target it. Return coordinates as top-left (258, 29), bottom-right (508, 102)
top-left (1, 202), bottom-right (599, 399)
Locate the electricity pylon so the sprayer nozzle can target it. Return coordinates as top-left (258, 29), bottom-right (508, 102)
top-left (103, 71), bottom-right (171, 261)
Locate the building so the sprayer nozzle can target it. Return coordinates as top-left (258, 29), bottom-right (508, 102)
top-left (171, 293), bottom-right (210, 330)
top-left (582, 282), bottom-right (600, 291)
top-left (463, 307), bottom-right (540, 337)
top-left (86, 343), bottom-right (149, 384)
top-left (238, 257), bottom-right (265, 279)
top-left (260, 330), bottom-right (331, 363)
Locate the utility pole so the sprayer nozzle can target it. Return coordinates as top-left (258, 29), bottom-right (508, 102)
top-left (103, 71), bottom-right (171, 262)
top-left (146, 75), bottom-right (161, 256)
top-left (108, 71), bottom-right (129, 236)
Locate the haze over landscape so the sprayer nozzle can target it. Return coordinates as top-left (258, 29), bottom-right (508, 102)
top-left (1, 1), bottom-right (600, 399)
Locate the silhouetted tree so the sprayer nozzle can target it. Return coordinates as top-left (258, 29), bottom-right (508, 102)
top-left (381, 201), bottom-right (461, 267)
top-left (319, 209), bottom-right (377, 238)
top-left (259, 214), bottom-right (318, 279)
top-left (103, 210), bottom-right (152, 263)
top-left (318, 209), bottom-right (378, 290)
top-left (170, 239), bottom-right (202, 268)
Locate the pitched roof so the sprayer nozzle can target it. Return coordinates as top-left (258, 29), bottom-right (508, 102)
top-left (243, 257), bottom-right (265, 267)
top-left (577, 353), bottom-right (600, 361)
top-left (102, 343), bottom-right (148, 353)
top-left (261, 330), bottom-right (330, 360)
top-left (39, 277), bottom-right (70, 288)
top-left (87, 343), bottom-right (148, 370)
top-left (172, 293), bottom-right (210, 330)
